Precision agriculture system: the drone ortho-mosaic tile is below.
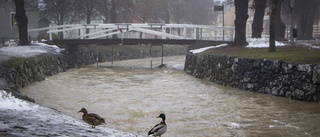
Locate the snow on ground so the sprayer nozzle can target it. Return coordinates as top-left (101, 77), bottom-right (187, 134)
top-left (190, 44), bottom-right (228, 54)
top-left (246, 38), bottom-right (285, 48)
top-left (189, 38), bottom-right (286, 54)
top-left (190, 38), bottom-right (288, 54)
top-left (0, 42), bottom-right (63, 58)
top-left (214, 0), bottom-right (227, 3)
top-left (0, 90), bottom-right (137, 137)
top-left (294, 40), bottom-right (320, 49)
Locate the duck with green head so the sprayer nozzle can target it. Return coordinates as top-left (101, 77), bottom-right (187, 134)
top-left (78, 108), bottom-right (106, 128)
top-left (148, 113), bottom-right (167, 137)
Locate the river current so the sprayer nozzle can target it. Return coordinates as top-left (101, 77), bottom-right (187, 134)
top-left (21, 56), bottom-right (320, 137)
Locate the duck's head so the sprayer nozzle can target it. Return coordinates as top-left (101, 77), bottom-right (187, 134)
top-left (78, 108), bottom-right (88, 114)
top-left (157, 113), bottom-right (166, 122)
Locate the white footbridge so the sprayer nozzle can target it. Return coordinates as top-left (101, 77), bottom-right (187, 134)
top-left (29, 23), bottom-right (234, 41)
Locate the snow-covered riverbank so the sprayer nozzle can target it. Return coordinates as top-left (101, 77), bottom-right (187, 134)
top-left (0, 90), bottom-right (137, 137)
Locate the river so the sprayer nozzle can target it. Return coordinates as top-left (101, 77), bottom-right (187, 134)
top-left (21, 56), bottom-right (320, 137)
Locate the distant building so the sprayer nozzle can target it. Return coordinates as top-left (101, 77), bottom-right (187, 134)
top-left (38, 17), bottom-right (51, 40)
top-left (0, 1), bottom-right (39, 44)
top-left (220, 4), bottom-right (270, 38)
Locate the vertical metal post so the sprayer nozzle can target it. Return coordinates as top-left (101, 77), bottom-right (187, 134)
top-left (96, 48), bottom-right (99, 68)
top-left (112, 45), bottom-right (114, 66)
top-left (150, 44), bottom-right (152, 69)
top-left (161, 44), bottom-right (164, 65)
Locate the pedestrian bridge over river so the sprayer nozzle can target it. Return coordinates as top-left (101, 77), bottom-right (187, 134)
top-left (28, 23), bottom-right (234, 45)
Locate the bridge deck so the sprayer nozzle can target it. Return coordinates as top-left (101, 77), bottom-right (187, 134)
top-left (46, 39), bottom-right (231, 46)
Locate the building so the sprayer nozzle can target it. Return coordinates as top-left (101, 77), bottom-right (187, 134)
top-left (0, 1), bottom-right (39, 44)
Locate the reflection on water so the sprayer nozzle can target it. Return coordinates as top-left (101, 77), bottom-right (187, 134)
top-left (21, 56), bottom-right (320, 137)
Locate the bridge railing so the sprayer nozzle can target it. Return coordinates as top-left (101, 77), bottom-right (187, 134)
top-left (28, 23), bottom-right (235, 42)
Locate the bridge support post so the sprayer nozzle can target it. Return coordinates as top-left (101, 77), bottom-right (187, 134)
top-left (161, 44), bottom-right (164, 65)
top-left (96, 47), bottom-right (99, 68)
top-left (111, 45), bottom-right (114, 66)
top-left (149, 44), bottom-right (152, 69)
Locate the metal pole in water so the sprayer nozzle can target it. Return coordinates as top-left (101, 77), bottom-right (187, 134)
top-left (96, 48), bottom-right (99, 68)
top-left (150, 44), bottom-right (152, 69)
top-left (161, 44), bottom-right (164, 65)
top-left (112, 45), bottom-right (114, 66)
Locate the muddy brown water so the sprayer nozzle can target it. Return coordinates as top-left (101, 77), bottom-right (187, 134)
top-left (21, 56), bottom-right (320, 137)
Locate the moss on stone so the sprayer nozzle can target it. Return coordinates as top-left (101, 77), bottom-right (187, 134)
top-left (3, 57), bottom-right (36, 68)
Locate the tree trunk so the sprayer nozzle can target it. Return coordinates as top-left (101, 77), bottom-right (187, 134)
top-left (303, 0), bottom-right (317, 40)
top-left (111, 0), bottom-right (117, 23)
top-left (252, 0), bottom-right (267, 38)
top-left (295, 0), bottom-right (318, 40)
top-left (269, 0), bottom-right (277, 52)
top-left (111, 0), bottom-right (117, 39)
top-left (14, 0), bottom-right (29, 45)
top-left (234, 0), bottom-right (249, 46)
top-left (275, 0), bottom-right (286, 41)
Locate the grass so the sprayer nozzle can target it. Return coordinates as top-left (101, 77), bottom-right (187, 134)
top-left (3, 57), bottom-right (37, 68)
top-left (202, 45), bottom-right (320, 65)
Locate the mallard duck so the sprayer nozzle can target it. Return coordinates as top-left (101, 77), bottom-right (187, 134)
top-left (148, 113), bottom-right (167, 137)
top-left (78, 108), bottom-right (106, 128)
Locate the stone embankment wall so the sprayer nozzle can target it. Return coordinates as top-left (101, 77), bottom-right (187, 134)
top-left (184, 53), bottom-right (320, 102)
top-left (0, 45), bottom-right (187, 102)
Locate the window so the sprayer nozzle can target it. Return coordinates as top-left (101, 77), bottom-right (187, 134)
top-left (10, 12), bottom-right (17, 29)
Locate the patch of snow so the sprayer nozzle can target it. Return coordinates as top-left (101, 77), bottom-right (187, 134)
top-left (0, 90), bottom-right (137, 136)
top-left (246, 38), bottom-right (285, 48)
top-left (294, 40), bottom-right (320, 49)
top-left (0, 90), bottom-right (37, 111)
top-left (32, 42), bottom-right (63, 53)
top-left (4, 39), bottom-right (18, 47)
top-left (214, 0), bottom-right (227, 3)
top-left (190, 44), bottom-right (228, 54)
top-left (0, 42), bottom-right (63, 58)
top-left (308, 45), bottom-right (320, 49)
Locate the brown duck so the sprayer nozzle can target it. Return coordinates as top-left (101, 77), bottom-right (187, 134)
top-left (78, 108), bottom-right (106, 128)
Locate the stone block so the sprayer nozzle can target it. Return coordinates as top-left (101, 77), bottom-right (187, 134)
top-left (313, 65), bottom-right (320, 84)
